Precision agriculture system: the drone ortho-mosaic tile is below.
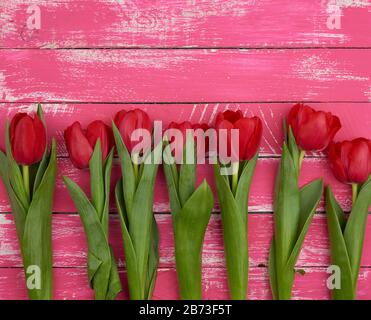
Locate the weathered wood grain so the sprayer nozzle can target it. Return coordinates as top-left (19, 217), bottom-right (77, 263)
top-left (1, 49), bottom-right (370, 103)
top-left (1, 0), bottom-right (370, 301)
top-left (2, 103), bottom-right (371, 157)
top-left (0, 157), bottom-right (352, 213)
top-left (1, 1), bottom-right (370, 48)
top-left (2, 214), bottom-right (371, 269)
top-left (0, 266), bottom-right (371, 300)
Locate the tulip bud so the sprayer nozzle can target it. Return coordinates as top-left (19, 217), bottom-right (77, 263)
top-left (166, 121), bottom-right (193, 161)
top-left (114, 109), bottom-right (152, 154)
top-left (10, 113), bottom-right (46, 165)
top-left (64, 121), bottom-right (112, 169)
top-left (215, 110), bottom-right (262, 162)
top-left (193, 123), bottom-right (211, 160)
top-left (165, 121), bottom-right (212, 163)
top-left (287, 103), bottom-right (341, 152)
top-left (329, 138), bottom-right (371, 185)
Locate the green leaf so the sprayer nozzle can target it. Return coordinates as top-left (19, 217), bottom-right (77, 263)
top-left (178, 133), bottom-right (196, 206)
top-left (163, 141), bottom-right (179, 189)
top-left (5, 121), bottom-right (29, 211)
top-left (287, 126), bottom-right (300, 174)
top-left (0, 150), bottom-right (28, 242)
top-left (36, 103), bottom-right (45, 122)
top-left (326, 186), bottom-right (355, 300)
top-left (105, 246), bottom-right (122, 300)
top-left (343, 178), bottom-right (371, 288)
top-left (129, 159), bottom-right (159, 298)
top-left (274, 143), bottom-right (300, 271)
top-left (163, 145), bottom-right (182, 216)
top-left (33, 149), bottom-right (50, 195)
top-left (271, 139), bottom-right (302, 300)
top-left (235, 153), bottom-right (258, 223)
top-left (214, 164), bottom-right (248, 300)
top-left (89, 141), bottom-right (104, 220)
top-left (145, 216), bottom-right (160, 299)
top-left (268, 239), bottom-right (278, 300)
top-left (173, 180), bottom-right (213, 300)
top-left (112, 123), bottom-right (135, 222)
top-left (32, 107), bottom-right (49, 194)
top-left (115, 180), bottom-right (142, 300)
top-left (64, 176), bottom-right (120, 300)
top-left (22, 140), bottom-right (57, 300)
top-left (286, 178), bottom-right (323, 270)
top-left (101, 149), bottom-right (114, 236)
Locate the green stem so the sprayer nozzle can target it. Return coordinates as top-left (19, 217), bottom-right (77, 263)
top-left (352, 184), bottom-right (358, 205)
top-left (299, 150), bottom-right (305, 172)
top-left (22, 165), bottom-right (30, 201)
top-left (231, 162), bottom-right (239, 194)
top-left (132, 153), bottom-right (139, 181)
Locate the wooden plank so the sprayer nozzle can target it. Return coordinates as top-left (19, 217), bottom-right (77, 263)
top-left (0, 266), bottom-right (370, 300)
top-left (1, 49), bottom-right (370, 103)
top-left (2, 103), bottom-right (371, 157)
top-left (0, 157), bottom-right (352, 213)
top-left (1, 1), bottom-right (370, 48)
top-left (3, 214), bottom-right (371, 269)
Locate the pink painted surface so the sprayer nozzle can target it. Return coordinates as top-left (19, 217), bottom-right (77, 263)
top-left (0, 1), bottom-right (371, 300)
top-left (0, 1), bottom-right (370, 48)
top-left (0, 49), bottom-right (370, 103)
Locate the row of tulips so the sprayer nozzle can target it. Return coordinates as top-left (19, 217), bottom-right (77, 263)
top-left (0, 104), bottom-right (370, 300)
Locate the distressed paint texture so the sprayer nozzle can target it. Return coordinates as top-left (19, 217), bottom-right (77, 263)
top-left (0, 0), bottom-right (370, 48)
top-left (0, 0), bottom-right (370, 300)
top-left (0, 49), bottom-right (370, 103)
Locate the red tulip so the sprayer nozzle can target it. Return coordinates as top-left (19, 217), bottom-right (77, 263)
top-left (10, 113), bottom-right (46, 165)
top-left (215, 110), bottom-right (262, 162)
top-left (287, 103), bottom-right (341, 152)
top-left (165, 121), bottom-right (193, 162)
top-left (193, 123), bottom-right (211, 157)
top-left (165, 121), bottom-right (212, 160)
top-left (329, 138), bottom-right (371, 185)
top-left (64, 121), bottom-right (113, 169)
top-left (114, 109), bottom-right (152, 153)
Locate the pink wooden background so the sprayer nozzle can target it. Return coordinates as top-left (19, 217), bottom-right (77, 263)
top-left (0, 0), bottom-right (371, 300)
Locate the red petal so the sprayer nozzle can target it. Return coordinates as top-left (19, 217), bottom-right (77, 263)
top-left (86, 120), bottom-right (112, 160)
top-left (12, 115), bottom-right (36, 165)
top-left (32, 115), bottom-right (46, 163)
top-left (64, 122), bottom-right (93, 169)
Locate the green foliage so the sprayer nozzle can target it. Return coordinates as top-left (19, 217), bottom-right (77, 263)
top-left (269, 127), bottom-right (323, 300)
top-left (214, 153), bottom-right (258, 300)
top-left (64, 142), bottom-right (121, 300)
top-left (113, 123), bottom-right (160, 300)
top-left (0, 105), bottom-right (57, 300)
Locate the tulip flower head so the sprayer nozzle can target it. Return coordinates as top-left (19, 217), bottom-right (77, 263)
top-left (193, 122), bottom-right (212, 161)
top-left (329, 138), bottom-right (371, 185)
top-left (215, 110), bottom-right (262, 163)
top-left (10, 112), bottom-right (46, 166)
top-left (287, 103), bottom-right (341, 152)
top-left (114, 109), bottom-right (153, 155)
top-left (165, 121), bottom-right (211, 164)
top-left (64, 120), bottom-right (113, 169)
top-left (166, 121), bottom-right (193, 162)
